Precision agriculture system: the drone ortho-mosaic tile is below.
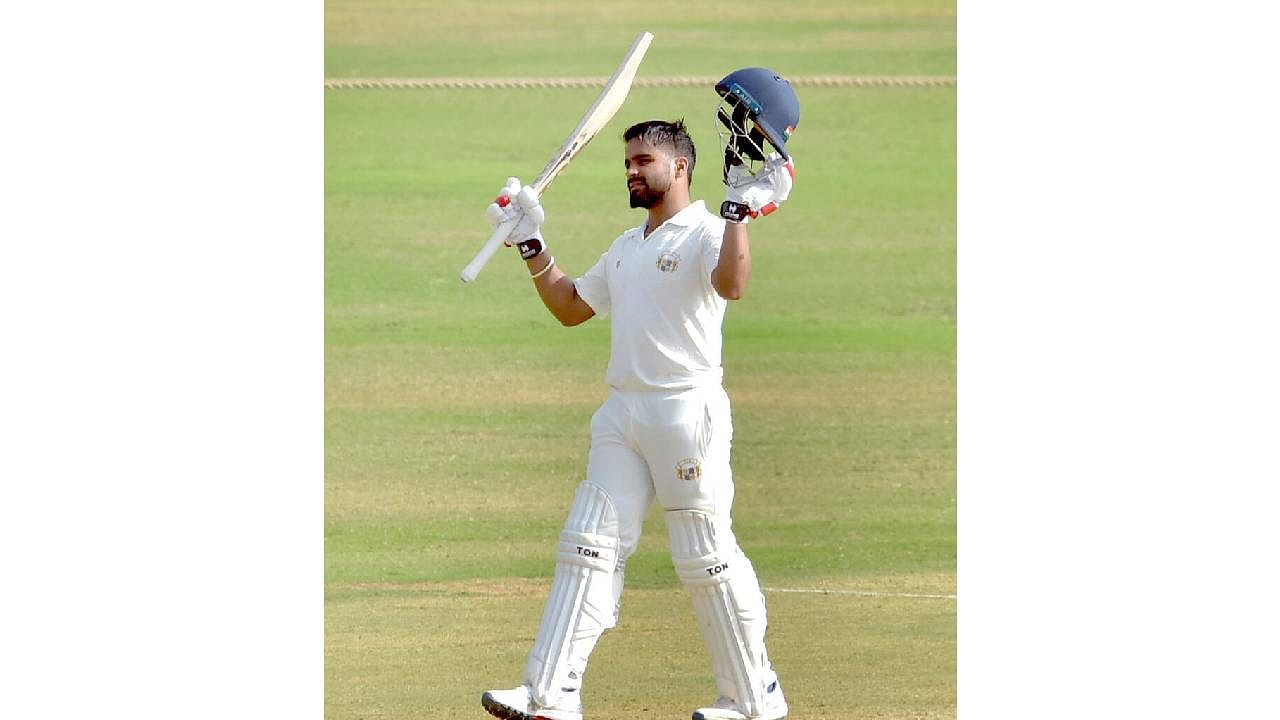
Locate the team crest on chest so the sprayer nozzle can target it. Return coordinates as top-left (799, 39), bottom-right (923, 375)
top-left (676, 458), bottom-right (702, 482)
top-left (655, 250), bottom-right (681, 273)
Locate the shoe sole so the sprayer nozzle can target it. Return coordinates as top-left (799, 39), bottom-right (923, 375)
top-left (481, 692), bottom-right (532, 720)
top-left (481, 692), bottom-right (574, 720)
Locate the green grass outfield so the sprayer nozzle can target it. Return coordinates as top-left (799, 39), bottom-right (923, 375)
top-left (326, 2), bottom-right (955, 718)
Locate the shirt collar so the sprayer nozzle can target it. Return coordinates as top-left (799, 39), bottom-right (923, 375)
top-left (664, 200), bottom-right (707, 227)
top-left (633, 200), bottom-right (710, 239)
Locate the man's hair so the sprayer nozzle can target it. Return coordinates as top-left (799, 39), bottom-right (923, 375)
top-left (623, 119), bottom-right (697, 186)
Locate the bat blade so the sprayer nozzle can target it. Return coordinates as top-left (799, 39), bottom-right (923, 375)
top-left (528, 31), bottom-right (653, 196)
top-left (460, 31), bottom-right (654, 284)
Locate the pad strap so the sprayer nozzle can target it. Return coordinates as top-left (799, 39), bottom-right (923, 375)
top-left (557, 529), bottom-right (618, 573)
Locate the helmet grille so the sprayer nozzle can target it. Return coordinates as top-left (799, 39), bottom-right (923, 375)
top-left (716, 92), bottom-right (770, 184)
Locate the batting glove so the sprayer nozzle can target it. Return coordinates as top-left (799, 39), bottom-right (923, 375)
top-left (484, 177), bottom-right (547, 259)
top-left (720, 154), bottom-right (795, 224)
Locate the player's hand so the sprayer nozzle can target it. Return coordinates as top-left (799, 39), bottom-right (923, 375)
top-left (484, 177), bottom-right (547, 259)
top-left (720, 154), bottom-right (795, 223)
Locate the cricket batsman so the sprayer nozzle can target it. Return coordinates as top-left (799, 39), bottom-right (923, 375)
top-left (480, 68), bottom-right (801, 720)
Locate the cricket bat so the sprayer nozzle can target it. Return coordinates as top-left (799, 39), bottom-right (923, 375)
top-left (460, 31), bottom-right (655, 283)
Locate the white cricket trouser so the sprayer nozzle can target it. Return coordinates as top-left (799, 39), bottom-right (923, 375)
top-left (523, 384), bottom-right (778, 712)
top-left (586, 385), bottom-right (737, 554)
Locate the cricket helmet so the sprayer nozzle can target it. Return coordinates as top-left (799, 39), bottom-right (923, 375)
top-left (715, 67), bottom-right (800, 168)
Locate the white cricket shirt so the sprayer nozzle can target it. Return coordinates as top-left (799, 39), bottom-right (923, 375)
top-left (575, 200), bottom-right (729, 392)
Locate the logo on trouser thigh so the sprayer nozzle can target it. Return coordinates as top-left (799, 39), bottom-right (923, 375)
top-left (676, 458), bottom-right (702, 482)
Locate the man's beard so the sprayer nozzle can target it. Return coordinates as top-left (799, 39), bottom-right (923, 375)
top-left (628, 179), bottom-right (666, 209)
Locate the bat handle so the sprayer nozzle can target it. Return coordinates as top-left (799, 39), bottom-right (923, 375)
top-left (460, 218), bottom-right (518, 283)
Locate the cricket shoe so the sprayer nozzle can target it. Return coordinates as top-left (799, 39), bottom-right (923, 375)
top-left (481, 685), bottom-right (583, 720)
top-left (691, 679), bottom-right (788, 720)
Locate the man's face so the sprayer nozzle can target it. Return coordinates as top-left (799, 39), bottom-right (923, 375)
top-left (625, 138), bottom-right (679, 209)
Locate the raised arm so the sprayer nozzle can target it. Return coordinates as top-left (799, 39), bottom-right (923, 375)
top-left (711, 222), bottom-right (751, 300)
top-left (525, 255), bottom-right (595, 326)
top-left (486, 178), bottom-right (595, 326)
top-left (714, 154), bottom-right (795, 300)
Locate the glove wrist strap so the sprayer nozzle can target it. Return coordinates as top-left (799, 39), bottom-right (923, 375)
top-left (517, 237), bottom-right (546, 260)
top-left (720, 200), bottom-right (752, 224)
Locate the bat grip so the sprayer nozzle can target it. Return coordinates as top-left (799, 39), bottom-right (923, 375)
top-left (460, 218), bottom-right (518, 283)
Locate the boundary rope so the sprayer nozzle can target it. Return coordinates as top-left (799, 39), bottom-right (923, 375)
top-left (324, 75), bottom-right (955, 90)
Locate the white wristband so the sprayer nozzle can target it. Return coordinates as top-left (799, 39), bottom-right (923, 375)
top-left (530, 255), bottom-right (556, 279)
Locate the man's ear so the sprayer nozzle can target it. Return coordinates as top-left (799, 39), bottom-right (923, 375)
top-left (675, 156), bottom-right (689, 179)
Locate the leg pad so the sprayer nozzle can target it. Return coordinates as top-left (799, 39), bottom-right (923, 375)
top-left (524, 483), bottom-right (623, 711)
top-left (667, 509), bottom-right (773, 718)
